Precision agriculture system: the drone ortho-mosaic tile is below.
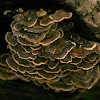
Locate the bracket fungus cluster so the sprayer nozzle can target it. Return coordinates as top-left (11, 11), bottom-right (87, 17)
top-left (0, 8), bottom-right (100, 92)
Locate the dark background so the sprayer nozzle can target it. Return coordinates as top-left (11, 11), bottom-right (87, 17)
top-left (0, 0), bottom-right (100, 100)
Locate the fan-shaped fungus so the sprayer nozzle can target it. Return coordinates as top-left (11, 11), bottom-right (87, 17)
top-left (0, 8), bottom-right (100, 92)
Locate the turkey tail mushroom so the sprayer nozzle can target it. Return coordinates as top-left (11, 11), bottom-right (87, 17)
top-left (49, 9), bottom-right (72, 22)
top-left (0, 53), bottom-right (17, 80)
top-left (0, 8), bottom-right (100, 92)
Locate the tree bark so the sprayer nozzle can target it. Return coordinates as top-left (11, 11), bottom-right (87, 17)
top-left (65, 0), bottom-right (100, 40)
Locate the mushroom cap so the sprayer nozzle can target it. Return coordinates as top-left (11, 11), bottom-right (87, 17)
top-left (46, 59), bottom-right (59, 69)
top-left (0, 53), bottom-right (10, 66)
top-left (55, 41), bottom-right (76, 59)
top-left (49, 9), bottom-right (72, 22)
top-left (84, 52), bottom-right (99, 62)
top-left (17, 66), bottom-right (35, 74)
top-left (23, 23), bottom-right (52, 33)
top-left (0, 67), bottom-right (17, 80)
top-left (69, 47), bottom-right (87, 58)
top-left (8, 44), bottom-right (36, 59)
top-left (71, 65), bottom-right (99, 89)
top-left (19, 16), bottom-right (37, 27)
top-left (33, 56), bottom-right (47, 66)
top-left (36, 9), bottom-right (47, 17)
top-left (14, 71), bottom-right (31, 82)
top-left (11, 22), bottom-right (23, 31)
top-left (83, 40), bottom-right (97, 50)
top-left (44, 65), bottom-right (61, 73)
top-left (18, 8), bottom-right (24, 13)
top-left (40, 29), bottom-right (61, 46)
top-left (44, 44), bottom-right (55, 53)
top-left (60, 63), bottom-right (80, 72)
top-left (60, 54), bottom-right (72, 64)
top-left (94, 43), bottom-right (100, 55)
top-left (23, 30), bottom-right (49, 43)
top-left (77, 57), bottom-right (100, 70)
top-left (47, 81), bottom-right (74, 91)
top-left (70, 58), bottom-right (82, 65)
top-left (40, 16), bottom-right (54, 26)
top-left (21, 45), bottom-right (33, 53)
top-left (56, 71), bottom-right (71, 78)
top-left (6, 55), bottom-right (18, 71)
top-left (37, 70), bottom-right (56, 80)
top-left (12, 53), bottom-right (31, 67)
top-left (17, 37), bottom-right (36, 46)
top-left (5, 32), bottom-right (18, 46)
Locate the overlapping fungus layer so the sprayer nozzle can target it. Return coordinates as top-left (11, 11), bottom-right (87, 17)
top-left (1, 8), bottom-right (100, 92)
